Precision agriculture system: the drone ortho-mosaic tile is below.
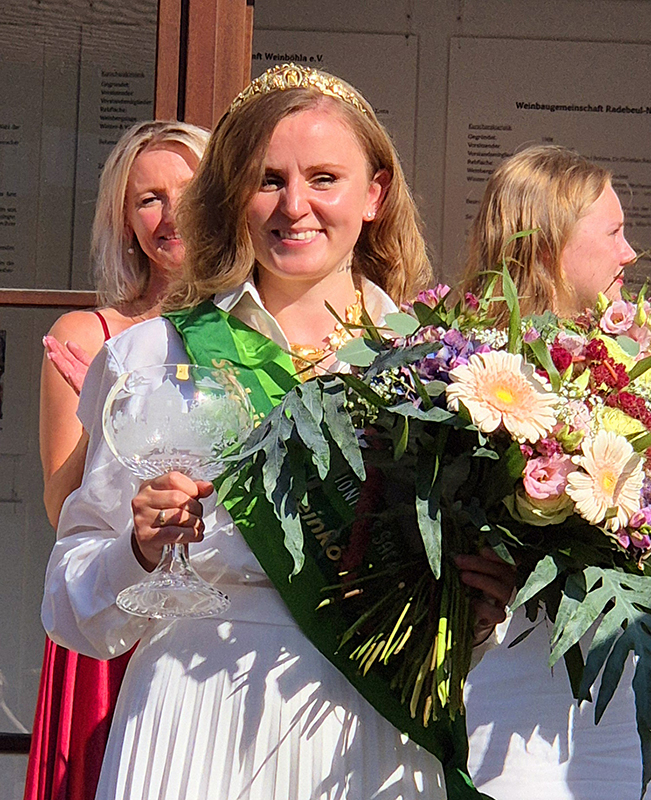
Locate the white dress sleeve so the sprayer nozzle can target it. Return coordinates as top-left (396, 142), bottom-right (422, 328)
top-left (41, 339), bottom-right (153, 659)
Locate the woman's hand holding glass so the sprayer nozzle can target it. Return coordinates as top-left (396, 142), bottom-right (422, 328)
top-left (131, 472), bottom-right (214, 571)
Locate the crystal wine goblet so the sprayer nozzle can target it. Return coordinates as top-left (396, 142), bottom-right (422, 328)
top-left (102, 363), bottom-right (253, 619)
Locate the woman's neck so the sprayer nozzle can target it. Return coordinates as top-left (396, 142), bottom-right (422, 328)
top-left (116, 266), bottom-right (170, 323)
top-left (257, 270), bottom-right (359, 347)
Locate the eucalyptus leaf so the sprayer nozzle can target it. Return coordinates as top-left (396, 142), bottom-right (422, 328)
top-left (389, 402), bottom-right (458, 424)
top-left (473, 447), bottom-right (500, 460)
top-left (384, 311), bottom-right (421, 336)
top-left (336, 337), bottom-right (383, 366)
top-left (617, 334), bottom-right (641, 358)
top-left (425, 380), bottom-right (447, 397)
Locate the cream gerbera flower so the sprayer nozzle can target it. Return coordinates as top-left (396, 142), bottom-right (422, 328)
top-left (566, 429), bottom-right (644, 531)
top-left (446, 350), bottom-right (558, 443)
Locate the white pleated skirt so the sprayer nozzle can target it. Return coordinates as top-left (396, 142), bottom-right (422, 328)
top-left (96, 615), bottom-right (446, 800)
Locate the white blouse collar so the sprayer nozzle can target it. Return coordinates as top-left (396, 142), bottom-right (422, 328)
top-left (212, 277), bottom-right (398, 351)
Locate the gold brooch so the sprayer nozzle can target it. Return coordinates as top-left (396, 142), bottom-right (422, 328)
top-left (228, 63), bottom-right (370, 116)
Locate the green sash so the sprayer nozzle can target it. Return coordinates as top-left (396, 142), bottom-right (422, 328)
top-left (165, 300), bottom-right (490, 800)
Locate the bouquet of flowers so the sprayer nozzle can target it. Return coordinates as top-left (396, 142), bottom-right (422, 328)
top-left (221, 268), bottom-right (651, 797)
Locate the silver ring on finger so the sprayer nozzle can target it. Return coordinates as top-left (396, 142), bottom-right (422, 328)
top-left (157, 509), bottom-right (167, 526)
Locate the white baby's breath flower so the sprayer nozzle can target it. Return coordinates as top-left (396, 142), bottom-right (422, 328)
top-left (468, 327), bottom-right (509, 348)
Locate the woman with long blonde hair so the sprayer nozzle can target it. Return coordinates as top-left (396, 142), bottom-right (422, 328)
top-left (462, 144), bottom-right (640, 800)
top-left (28, 120), bottom-right (209, 800)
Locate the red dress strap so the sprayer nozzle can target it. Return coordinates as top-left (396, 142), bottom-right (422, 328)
top-left (93, 310), bottom-right (111, 342)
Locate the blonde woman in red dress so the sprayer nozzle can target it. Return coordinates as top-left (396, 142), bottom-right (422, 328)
top-left (26, 120), bottom-right (208, 800)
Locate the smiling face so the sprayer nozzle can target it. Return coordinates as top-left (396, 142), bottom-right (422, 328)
top-left (561, 183), bottom-right (636, 312)
top-left (245, 104), bottom-right (384, 293)
top-left (124, 142), bottom-right (198, 274)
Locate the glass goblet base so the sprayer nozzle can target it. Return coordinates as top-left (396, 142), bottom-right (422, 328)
top-left (116, 544), bottom-right (230, 619)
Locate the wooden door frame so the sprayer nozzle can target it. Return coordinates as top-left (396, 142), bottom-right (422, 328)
top-left (155, 0), bottom-right (253, 128)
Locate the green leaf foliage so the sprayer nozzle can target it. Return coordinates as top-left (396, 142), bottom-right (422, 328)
top-left (415, 447), bottom-right (442, 579)
top-left (630, 355), bottom-right (651, 382)
top-left (617, 334), bottom-right (641, 359)
top-left (365, 342), bottom-right (441, 378)
top-left (502, 262), bottom-right (522, 354)
top-left (546, 566), bottom-right (651, 797)
top-left (389, 401), bottom-right (464, 426)
top-left (286, 391), bottom-right (330, 480)
top-left (526, 334), bottom-right (561, 392)
top-left (412, 301), bottom-right (446, 327)
top-left (510, 554), bottom-right (559, 612)
top-left (322, 387), bottom-right (366, 481)
top-left (383, 311), bottom-right (421, 336)
top-left (336, 337), bottom-right (383, 366)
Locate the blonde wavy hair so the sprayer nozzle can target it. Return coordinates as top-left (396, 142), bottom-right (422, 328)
top-left (461, 145), bottom-right (611, 325)
top-left (167, 76), bottom-right (431, 309)
top-left (91, 120), bottom-right (210, 307)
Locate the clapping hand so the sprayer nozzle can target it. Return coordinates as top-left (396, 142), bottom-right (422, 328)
top-left (43, 335), bottom-right (93, 395)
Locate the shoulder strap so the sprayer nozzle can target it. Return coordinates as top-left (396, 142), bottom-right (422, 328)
top-left (93, 310), bottom-right (111, 341)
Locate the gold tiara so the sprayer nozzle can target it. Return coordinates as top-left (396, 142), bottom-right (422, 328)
top-left (228, 63), bottom-right (370, 116)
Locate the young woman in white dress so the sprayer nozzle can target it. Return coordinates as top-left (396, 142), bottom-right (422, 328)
top-left (461, 145), bottom-right (641, 800)
top-left (42, 65), bottom-right (514, 800)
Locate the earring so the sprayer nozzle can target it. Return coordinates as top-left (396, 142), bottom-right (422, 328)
top-left (127, 245), bottom-right (135, 255)
top-left (364, 211), bottom-right (376, 221)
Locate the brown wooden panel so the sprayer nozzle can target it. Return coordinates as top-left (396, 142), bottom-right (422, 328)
top-left (212, 0), bottom-right (249, 123)
top-left (184, 0), bottom-right (218, 129)
top-left (243, 2), bottom-right (254, 88)
top-left (154, 0), bottom-right (253, 129)
top-left (0, 289), bottom-right (97, 308)
top-left (155, 0), bottom-right (183, 120)
top-left (184, 0), bottom-right (251, 129)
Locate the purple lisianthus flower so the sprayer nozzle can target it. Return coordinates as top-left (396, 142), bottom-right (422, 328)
top-left (616, 531), bottom-right (631, 548)
top-left (403, 285), bottom-right (452, 311)
top-left (464, 292), bottom-right (480, 311)
top-left (423, 330), bottom-right (491, 375)
top-left (630, 529), bottom-right (651, 550)
top-left (523, 327), bottom-right (541, 344)
top-left (407, 325), bottom-right (444, 346)
top-left (640, 478), bottom-right (651, 508)
top-left (629, 506), bottom-right (651, 529)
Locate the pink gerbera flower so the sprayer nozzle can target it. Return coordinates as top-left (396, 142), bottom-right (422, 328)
top-left (446, 350), bottom-right (558, 443)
